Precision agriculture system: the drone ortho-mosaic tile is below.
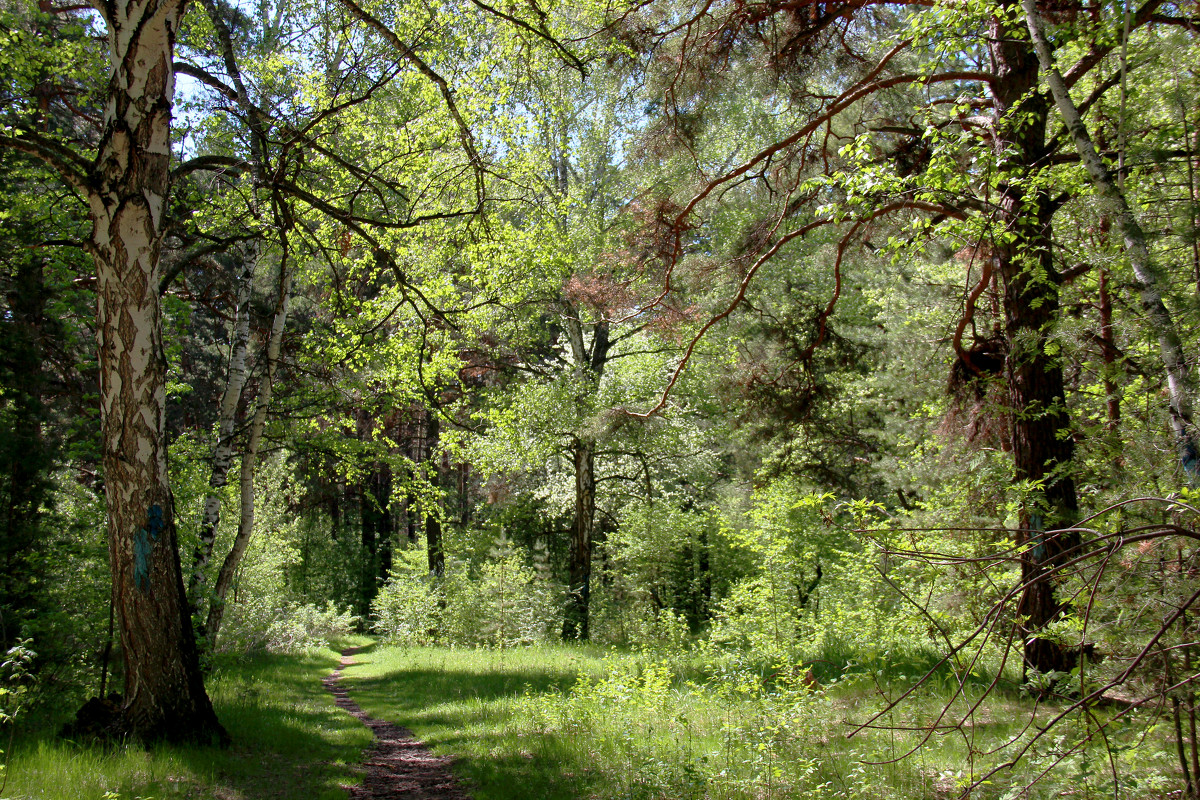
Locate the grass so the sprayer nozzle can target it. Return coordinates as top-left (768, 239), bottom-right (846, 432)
top-left (0, 636), bottom-right (374, 800)
top-left (1, 638), bottom-right (1178, 799)
top-left (341, 643), bottom-right (612, 799)
top-left (340, 641), bottom-right (1178, 800)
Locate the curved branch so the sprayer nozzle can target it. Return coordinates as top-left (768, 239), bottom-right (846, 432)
top-left (277, 178), bottom-right (477, 230)
top-left (466, 0), bottom-right (587, 76)
top-left (617, 215), bottom-right (832, 419)
top-left (951, 256), bottom-right (994, 375)
top-left (334, 0), bottom-right (486, 209)
top-left (0, 131), bottom-right (89, 194)
top-left (653, 52), bottom-right (993, 302)
top-left (171, 154), bottom-right (249, 180)
top-left (622, 196), bottom-right (962, 418)
top-left (173, 61), bottom-right (239, 101)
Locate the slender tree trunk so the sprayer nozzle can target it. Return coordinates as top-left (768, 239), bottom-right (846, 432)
top-left (401, 493), bottom-right (417, 545)
top-left (359, 460), bottom-right (392, 609)
top-left (1098, 267), bottom-right (1121, 429)
top-left (188, 249), bottom-right (256, 606)
top-left (401, 421), bottom-right (418, 545)
top-left (89, 0), bottom-right (224, 742)
top-left (330, 469), bottom-right (343, 541)
top-left (1022, 0), bottom-right (1200, 487)
top-left (563, 436), bottom-right (595, 640)
top-left (376, 464), bottom-right (394, 580)
top-left (560, 308), bottom-right (609, 641)
top-left (205, 255), bottom-right (292, 645)
top-left (989, 5), bottom-right (1081, 676)
top-left (359, 480), bottom-right (376, 615)
top-left (458, 463), bottom-right (470, 526)
top-left (425, 413), bottom-right (444, 577)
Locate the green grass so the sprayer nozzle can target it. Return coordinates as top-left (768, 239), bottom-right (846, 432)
top-left (341, 643), bottom-right (614, 799)
top-left (340, 642), bottom-right (1178, 800)
top-left (1, 638), bottom-right (1178, 799)
top-left (0, 636), bottom-right (374, 800)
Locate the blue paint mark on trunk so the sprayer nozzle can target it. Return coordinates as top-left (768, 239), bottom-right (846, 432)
top-left (1182, 437), bottom-right (1200, 487)
top-left (1029, 512), bottom-right (1046, 562)
top-left (134, 505), bottom-right (164, 592)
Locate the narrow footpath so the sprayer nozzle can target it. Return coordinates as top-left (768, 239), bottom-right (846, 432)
top-left (323, 648), bottom-right (471, 800)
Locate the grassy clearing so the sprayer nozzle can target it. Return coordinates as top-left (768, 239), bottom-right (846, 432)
top-left (1, 638), bottom-right (1177, 799)
top-left (341, 643), bottom-right (611, 799)
top-left (342, 642), bottom-right (1177, 800)
top-left (1, 636), bottom-right (374, 800)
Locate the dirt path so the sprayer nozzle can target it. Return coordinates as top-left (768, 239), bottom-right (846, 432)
top-left (324, 648), bottom-right (471, 800)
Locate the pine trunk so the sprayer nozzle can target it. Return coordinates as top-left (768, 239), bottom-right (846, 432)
top-left (989, 6), bottom-right (1081, 676)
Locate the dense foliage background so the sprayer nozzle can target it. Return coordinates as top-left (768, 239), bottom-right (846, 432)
top-left (2, 0), bottom-right (1200, 795)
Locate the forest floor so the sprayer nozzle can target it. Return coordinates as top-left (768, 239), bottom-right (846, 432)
top-left (324, 647), bottom-right (470, 800)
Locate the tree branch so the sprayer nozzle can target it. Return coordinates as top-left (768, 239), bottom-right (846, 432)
top-left (0, 131), bottom-right (89, 195)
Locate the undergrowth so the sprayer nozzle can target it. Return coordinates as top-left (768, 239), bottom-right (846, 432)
top-left (0, 638), bottom-right (1180, 799)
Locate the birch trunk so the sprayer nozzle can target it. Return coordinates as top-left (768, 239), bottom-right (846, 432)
top-left (205, 256), bottom-right (292, 645)
top-left (188, 248), bottom-right (256, 607)
top-left (90, 0), bottom-right (224, 742)
top-left (1022, 0), bottom-right (1200, 485)
top-left (187, 0), bottom-right (274, 615)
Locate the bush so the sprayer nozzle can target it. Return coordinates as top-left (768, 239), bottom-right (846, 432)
top-left (590, 589), bottom-right (692, 653)
top-left (265, 602), bottom-right (358, 653)
top-left (370, 567), bottom-right (440, 646)
top-left (371, 538), bottom-right (559, 648)
top-left (218, 601), bottom-right (357, 654)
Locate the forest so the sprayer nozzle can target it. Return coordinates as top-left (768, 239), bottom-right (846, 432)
top-left (1, 0), bottom-right (1199, 797)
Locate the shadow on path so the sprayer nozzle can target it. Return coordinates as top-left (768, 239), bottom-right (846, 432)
top-left (324, 648), bottom-right (472, 800)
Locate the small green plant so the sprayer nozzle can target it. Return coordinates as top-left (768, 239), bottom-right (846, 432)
top-left (0, 638), bottom-right (36, 795)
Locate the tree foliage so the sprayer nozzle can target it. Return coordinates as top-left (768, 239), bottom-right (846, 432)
top-left (1, 0), bottom-right (1200, 791)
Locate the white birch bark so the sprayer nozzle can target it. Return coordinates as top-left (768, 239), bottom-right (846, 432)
top-left (187, 248), bottom-right (257, 605)
top-left (187, 0), bottom-right (275, 621)
top-left (205, 256), bottom-right (293, 644)
top-left (1021, 0), bottom-right (1200, 485)
top-left (90, 0), bottom-right (224, 740)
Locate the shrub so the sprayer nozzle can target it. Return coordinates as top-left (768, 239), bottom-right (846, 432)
top-left (371, 536), bottom-right (559, 648)
top-left (218, 601), bottom-right (357, 654)
top-left (370, 569), bottom-right (440, 646)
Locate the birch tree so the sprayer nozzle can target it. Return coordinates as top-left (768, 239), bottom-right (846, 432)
top-left (0, 0), bottom-right (225, 740)
top-left (1021, 0), bottom-right (1200, 486)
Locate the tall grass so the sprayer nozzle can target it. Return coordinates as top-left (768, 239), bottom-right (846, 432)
top-left (0, 639), bottom-right (373, 800)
